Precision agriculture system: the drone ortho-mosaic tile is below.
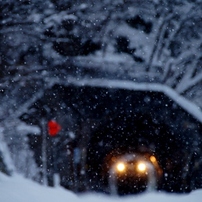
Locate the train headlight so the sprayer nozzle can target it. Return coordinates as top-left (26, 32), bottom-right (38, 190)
top-left (137, 162), bottom-right (147, 173)
top-left (116, 162), bottom-right (126, 172)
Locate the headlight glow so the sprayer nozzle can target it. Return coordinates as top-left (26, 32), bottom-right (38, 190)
top-left (137, 162), bottom-right (147, 172)
top-left (116, 162), bottom-right (126, 172)
top-left (150, 156), bottom-right (156, 163)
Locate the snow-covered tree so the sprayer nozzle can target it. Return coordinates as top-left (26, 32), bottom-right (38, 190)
top-left (0, 0), bottom-right (202, 190)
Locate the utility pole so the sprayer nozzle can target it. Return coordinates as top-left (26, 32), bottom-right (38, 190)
top-left (41, 118), bottom-right (48, 186)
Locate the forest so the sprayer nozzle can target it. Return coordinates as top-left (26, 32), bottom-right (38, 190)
top-left (0, 0), bottom-right (202, 195)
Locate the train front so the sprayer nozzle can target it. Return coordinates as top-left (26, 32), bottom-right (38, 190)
top-left (104, 152), bottom-right (162, 195)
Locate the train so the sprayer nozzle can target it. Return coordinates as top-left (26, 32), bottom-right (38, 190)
top-left (102, 150), bottom-right (163, 195)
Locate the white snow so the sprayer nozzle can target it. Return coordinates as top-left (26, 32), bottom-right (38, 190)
top-left (16, 122), bottom-right (41, 135)
top-left (0, 172), bottom-right (202, 202)
top-left (0, 128), bottom-right (15, 173)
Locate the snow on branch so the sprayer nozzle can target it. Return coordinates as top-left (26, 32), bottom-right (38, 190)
top-left (62, 77), bottom-right (202, 123)
top-left (0, 128), bottom-right (15, 174)
top-left (1, 88), bottom-right (45, 127)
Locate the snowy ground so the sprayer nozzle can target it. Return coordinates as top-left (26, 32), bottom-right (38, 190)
top-left (0, 173), bottom-right (202, 202)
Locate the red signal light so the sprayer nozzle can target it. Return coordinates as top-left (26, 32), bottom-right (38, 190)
top-left (48, 120), bottom-right (61, 136)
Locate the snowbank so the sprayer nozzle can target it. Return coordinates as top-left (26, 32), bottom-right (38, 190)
top-left (0, 172), bottom-right (201, 202)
